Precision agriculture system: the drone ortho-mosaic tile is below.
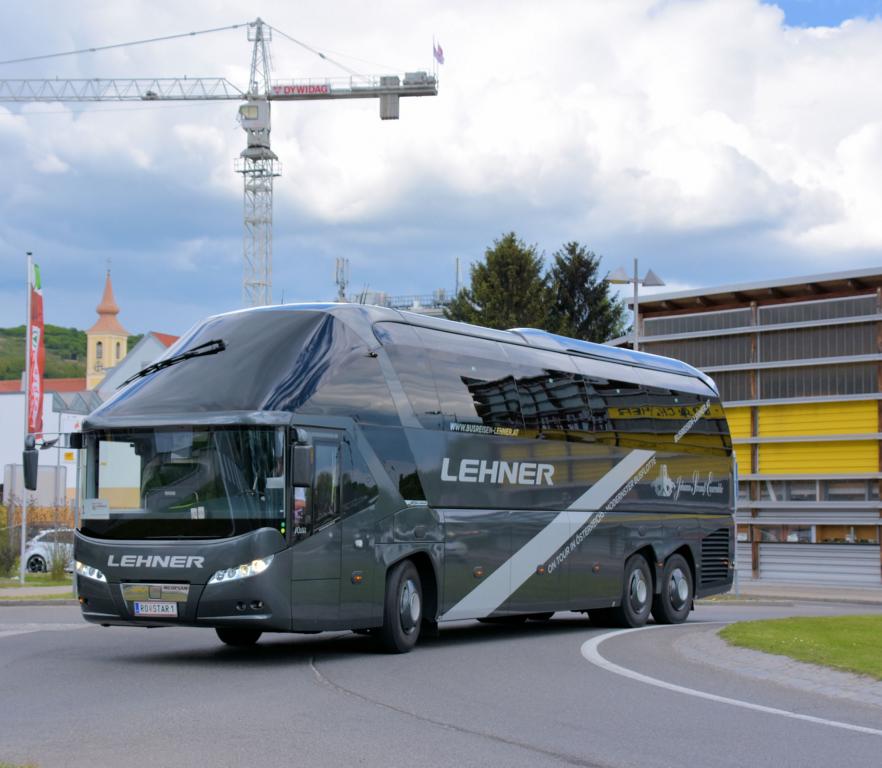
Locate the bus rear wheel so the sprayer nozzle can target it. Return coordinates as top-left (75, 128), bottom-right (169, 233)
top-left (215, 627), bottom-right (262, 647)
top-left (651, 554), bottom-right (693, 625)
top-left (609, 554), bottom-right (653, 628)
top-left (379, 560), bottom-right (422, 653)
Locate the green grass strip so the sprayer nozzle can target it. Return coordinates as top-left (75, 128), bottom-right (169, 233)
top-left (720, 615), bottom-right (882, 680)
top-left (0, 593), bottom-right (73, 602)
top-left (0, 575), bottom-right (72, 588)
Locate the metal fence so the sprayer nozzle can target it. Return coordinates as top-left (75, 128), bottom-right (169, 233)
top-left (755, 543), bottom-right (881, 587)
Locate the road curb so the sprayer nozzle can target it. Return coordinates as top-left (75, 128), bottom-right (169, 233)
top-left (0, 599), bottom-right (78, 607)
top-left (734, 596), bottom-right (882, 607)
top-left (697, 599), bottom-right (794, 607)
top-left (675, 624), bottom-right (882, 709)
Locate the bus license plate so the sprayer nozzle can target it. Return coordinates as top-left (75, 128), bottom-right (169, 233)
top-left (133, 601), bottom-right (178, 617)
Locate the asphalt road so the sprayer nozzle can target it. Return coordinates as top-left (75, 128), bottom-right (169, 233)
top-left (2, 602), bottom-right (881, 768)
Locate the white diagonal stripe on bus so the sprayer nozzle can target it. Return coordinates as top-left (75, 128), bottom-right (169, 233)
top-left (440, 449), bottom-right (656, 622)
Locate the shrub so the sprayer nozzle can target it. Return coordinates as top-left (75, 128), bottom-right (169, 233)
top-left (0, 526), bottom-right (18, 578)
top-left (48, 540), bottom-right (73, 581)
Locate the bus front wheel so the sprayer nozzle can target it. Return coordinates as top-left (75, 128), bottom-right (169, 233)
top-left (609, 554), bottom-right (653, 628)
top-left (379, 560), bottom-right (423, 653)
top-left (651, 554), bottom-right (693, 625)
top-left (215, 627), bottom-right (262, 647)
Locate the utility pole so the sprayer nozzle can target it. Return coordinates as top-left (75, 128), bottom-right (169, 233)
top-left (608, 259), bottom-right (665, 351)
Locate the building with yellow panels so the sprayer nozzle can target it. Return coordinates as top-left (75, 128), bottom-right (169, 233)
top-left (614, 267), bottom-right (882, 588)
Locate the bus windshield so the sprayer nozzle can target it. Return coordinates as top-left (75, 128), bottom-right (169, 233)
top-left (80, 427), bottom-right (286, 540)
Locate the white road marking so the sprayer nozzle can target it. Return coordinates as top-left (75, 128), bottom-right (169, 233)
top-left (0, 622), bottom-right (90, 640)
top-left (580, 625), bottom-right (882, 738)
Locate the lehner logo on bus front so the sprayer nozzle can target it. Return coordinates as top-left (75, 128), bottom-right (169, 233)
top-left (107, 554), bottom-right (205, 569)
top-left (441, 457), bottom-right (555, 486)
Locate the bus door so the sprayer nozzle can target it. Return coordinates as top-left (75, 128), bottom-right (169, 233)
top-left (290, 429), bottom-right (342, 628)
top-left (338, 436), bottom-right (382, 627)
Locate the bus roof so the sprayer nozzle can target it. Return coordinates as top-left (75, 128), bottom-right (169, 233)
top-left (210, 303), bottom-right (716, 392)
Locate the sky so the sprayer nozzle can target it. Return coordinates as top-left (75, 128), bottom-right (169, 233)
top-left (1, 0), bottom-right (882, 335)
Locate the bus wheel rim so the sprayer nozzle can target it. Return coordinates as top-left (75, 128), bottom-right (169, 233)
top-left (629, 571), bottom-right (647, 608)
top-left (399, 579), bottom-right (420, 634)
top-left (669, 568), bottom-right (688, 608)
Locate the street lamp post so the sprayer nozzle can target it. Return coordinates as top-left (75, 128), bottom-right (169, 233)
top-left (608, 258), bottom-right (665, 351)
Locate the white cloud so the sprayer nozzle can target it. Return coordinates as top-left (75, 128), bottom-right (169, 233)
top-left (33, 153), bottom-right (69, 174)
top-left (4, 0), bottom-right (882, 332)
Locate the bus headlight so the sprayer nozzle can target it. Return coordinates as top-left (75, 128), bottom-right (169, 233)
top-left (207, 555), bottom-right (274, 585)
top-left (75, 561), bottom-right (107, 583)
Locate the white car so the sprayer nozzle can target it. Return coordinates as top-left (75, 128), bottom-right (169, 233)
top-left (24, 528), bottom-right (74, 573)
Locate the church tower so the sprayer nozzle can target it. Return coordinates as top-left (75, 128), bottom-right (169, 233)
top-left (86, 270), bottom-right (129, 390)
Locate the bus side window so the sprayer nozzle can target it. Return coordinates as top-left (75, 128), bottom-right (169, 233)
top-left (311, 441), bottom-right (340, 530)
top-left (502, 345), bottom-right (598, 440)
top-left (414, 327), bottom-right (523, 432)
top-left (341, 441), bottom-right (378, 517)
top-left (374, 322), bottom-right (443, 430)
top-left (636, 368), bottom-right (728, 455)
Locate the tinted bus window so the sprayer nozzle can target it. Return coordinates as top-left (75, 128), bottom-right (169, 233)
top-left (341, 441), bottom-right (379, 517)
top-left (635, 370), bottom-right (731, 455)
top-left (568, 354), bottom-right (654, 450)
top-left (415, 327), bottom-right (524, 435)
top-left (311, 441), bottom-right (339, 530)
top-left (361, 425), bottom-right (427, 501)
top-left (502, 345), bottom-right (605, 441)
top-left (373, 322), bottom-right (442, 429)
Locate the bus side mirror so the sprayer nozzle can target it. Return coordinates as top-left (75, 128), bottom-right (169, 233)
top-left (290, 445), bottom-right (313, 487)
top-left (23, 435), bottom-right (38, 491)
top-left (69, 432), bottom-right (84, 450)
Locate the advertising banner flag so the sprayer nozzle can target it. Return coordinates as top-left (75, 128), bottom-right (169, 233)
top-left (27, 262), bottom-right (44, 436)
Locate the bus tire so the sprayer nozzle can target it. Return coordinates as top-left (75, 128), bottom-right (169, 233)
top-left (609, 554), bottom-right (653, 628)
top-left (651, 554), bottom-right (693, 625)
top-left (215, 627), bottom-right (262, 647)
top-left (379, 560), bottom-right (422, 653)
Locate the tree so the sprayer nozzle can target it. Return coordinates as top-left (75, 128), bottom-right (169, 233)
top-left (547, 242), bottom-right (627, 342)
top-left (445, 232), bottom-right (549, 330)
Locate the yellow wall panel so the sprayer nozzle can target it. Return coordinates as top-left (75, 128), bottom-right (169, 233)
top-left (732, 445), bottom-right (750, 473)
top-left (724, 407), bottom-right (751, 439)
top-left (759, 400), bottom-right (877, 437)
top-left (758, 440), bottom-right (879, 474)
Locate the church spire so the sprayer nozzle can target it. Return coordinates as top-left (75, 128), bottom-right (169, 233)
top-left (88, 270), bottom-right (128, 335)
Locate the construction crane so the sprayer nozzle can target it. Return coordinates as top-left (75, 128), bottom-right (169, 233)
top-left (0, 18), bottom-right (438, 306)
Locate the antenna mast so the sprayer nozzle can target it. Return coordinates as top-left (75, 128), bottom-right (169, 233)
top-left (335, 257), bottom-right (350, 302)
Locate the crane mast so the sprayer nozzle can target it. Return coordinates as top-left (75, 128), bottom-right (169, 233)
top-left (0, 17), bottom-right (438, 307)
top-left (237, 18), bottom-right (277, 307)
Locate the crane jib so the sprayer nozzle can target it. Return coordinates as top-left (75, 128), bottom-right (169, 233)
top-left (0, 17), bottom-right (438, 310)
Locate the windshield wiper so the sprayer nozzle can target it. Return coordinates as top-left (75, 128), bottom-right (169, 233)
top-left (120, 339), bottom-right (226, 387)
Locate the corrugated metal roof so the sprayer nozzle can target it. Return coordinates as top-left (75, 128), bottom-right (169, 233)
top-left (632, 266), bottom-right (882, 314)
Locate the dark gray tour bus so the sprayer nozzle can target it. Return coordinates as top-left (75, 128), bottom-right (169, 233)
top-left (73, 304), bottom-right (734, 652)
